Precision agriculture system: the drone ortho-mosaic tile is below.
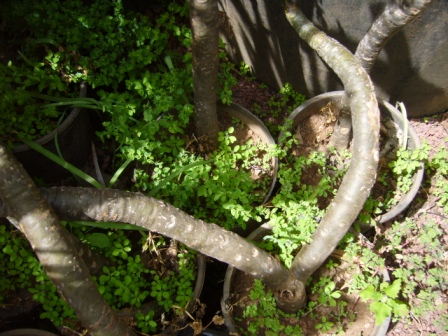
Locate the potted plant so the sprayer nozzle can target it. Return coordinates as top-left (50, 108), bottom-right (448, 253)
top-left (221, 223), bottom-right (393, 335)
top-left (0, 0), bottom-right (275, 334)
top-left (0, 2), bottom-right (384, 334)
top-left (0, 1), bottom-right (433, 335)
top-left (281, 92), bottom-right (424, 229)
top-left (0, 42), bottom-right (91, 181)
top-left (278, 0), bottom-right (431, 229)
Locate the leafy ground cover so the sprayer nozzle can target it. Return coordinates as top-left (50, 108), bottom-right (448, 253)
top-left (0, 1), bottom-right (446, 334)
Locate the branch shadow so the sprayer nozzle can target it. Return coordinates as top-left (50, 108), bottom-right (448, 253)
top-left (219, 0), bottom-right (447, 117)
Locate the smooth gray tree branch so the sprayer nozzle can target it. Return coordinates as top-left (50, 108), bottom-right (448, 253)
top-left (286, 6), bottom-right (380, 283)
top-left (37, 187), bottom-right (292, 291)
top-left (328, 0), bottom-right (432, 150)
top-left (0, 144), bottom-right (136, 336)
top-left (356, 0), bottom-right (433, 74)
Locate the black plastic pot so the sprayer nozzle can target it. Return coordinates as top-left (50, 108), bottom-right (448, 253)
top-left (221, 223), bottom-right (391, 336)
top-left (13, 83), bottom-right (92, 182)
top-left (282, 91), bottom-right (424, 226)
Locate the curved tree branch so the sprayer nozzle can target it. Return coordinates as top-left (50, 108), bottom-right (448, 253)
top-left (329, 0), bottom-right (432, 150)
top-left (286, 7), bottom-right (380, 283)
top-left (355, 0), bottom-right (433, 74)
top-left (0, 144), bottom-right (136, 336)
top-left (37, 187), bottom-right (291, 292)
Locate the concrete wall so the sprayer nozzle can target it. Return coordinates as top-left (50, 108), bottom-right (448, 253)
top-left (218, 0), bottom-right (447, 117)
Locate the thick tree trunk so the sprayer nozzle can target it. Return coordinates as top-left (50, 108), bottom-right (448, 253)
top-left (190, 0), bottom-right (220, 147)
top-left (65, 231), bottom-right (112, 277)
top-left (286, 6), bottom-right (380, 284)
top-left (0, 144), bottom-right (136, 336)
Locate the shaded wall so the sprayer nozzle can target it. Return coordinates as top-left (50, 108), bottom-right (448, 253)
top-left (218, 0), bottom-right (447, 117)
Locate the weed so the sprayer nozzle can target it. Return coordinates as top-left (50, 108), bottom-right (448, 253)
top-left (316, 279), bottom-right (342, 307)
top-left (241, 279), bottom-right (303, 335)
top-left (136, 127), bottom-right (274, 230)
top-left (315, 316), bottom-right (334, 332)
top-left (426, 140), bottom-right (448, 212)
top-left (239, 61), bottom-right (254, 79)
top-left (378, 217), bottom-right (448, 327)
top-left (359, 280), bottom-right (409, 325)
top-left (0, 224), bottom-right (43, 298)
top-left (0, 220), bottom-right (197, 330)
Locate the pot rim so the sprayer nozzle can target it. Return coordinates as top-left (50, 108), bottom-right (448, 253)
top-left (218, 102), bottom-right (278, 205)
top-left (13, 82), bottom-right (87, 153)
top-left (221, 223), bottom-right (391, 336)
top-left (279, 91), bottom-right (424, 225)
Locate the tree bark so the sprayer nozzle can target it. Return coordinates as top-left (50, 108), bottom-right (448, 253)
top-left (0, 144), bottom-right (136, 336)
top-left (190, 0), bottom-right (220, 147)
top-left (328, 0), bottom-right (432, 151)
top-left (355, 0), bottom-right (433, 74)
top-left (36, 187), bottom-right (292, 291)
top-left (286, 7), bottom-right (380, 283)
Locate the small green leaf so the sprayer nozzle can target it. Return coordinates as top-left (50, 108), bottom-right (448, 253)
top-left (331, 291), bottom-right (341, 299)
top-left (359, 285), bottom-right (375, 300)
top-left (370, 301), bottom-right (392, 325)
top-left (3, 245), bottom-right (13, 254)
top-left (390, 299), bottom-right (409, 317)
top-left (383, 280), bottom-right (401, 299)
top-left (85, 233), bottom-right (110, 248)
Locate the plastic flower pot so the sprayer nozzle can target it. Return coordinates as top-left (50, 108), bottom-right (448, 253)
top-left (55, 255), bottom-right (205, 336)
top-left (281, 91), bottom-right (423, 226)
top-left (13, 83), bottom-right (92, 182)
top-left (168, 254), bottom-right (207, 335)
top-left (217, 102), bottom-right (278, 236)
top-left (221, 223), bottom-right (391, 336)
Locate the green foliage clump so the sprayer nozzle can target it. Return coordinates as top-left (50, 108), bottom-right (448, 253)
top-left (359, 280), bottom-right (409, 325)
top-left (240, 279), bottom-right (303, 336)
top-left (378, 217), bottom-right (447, 328)
top-left (135, 126), bottom-right (275, 230)
top-left (0, 223), bottom-right (77, 326)
top-left (260, 134), bottom-right (345, 267)
top-left (0, 224), bottom-right (43, 299)
top-left (426, 140), bottom-right (448, 212)
top-left (0, 221), bottom-right (197, 331)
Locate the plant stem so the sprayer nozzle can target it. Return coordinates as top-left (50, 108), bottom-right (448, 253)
top-left (355, 0), bottom-right (433, 74)
top-left (19, 137), bottom-right (104, 189)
